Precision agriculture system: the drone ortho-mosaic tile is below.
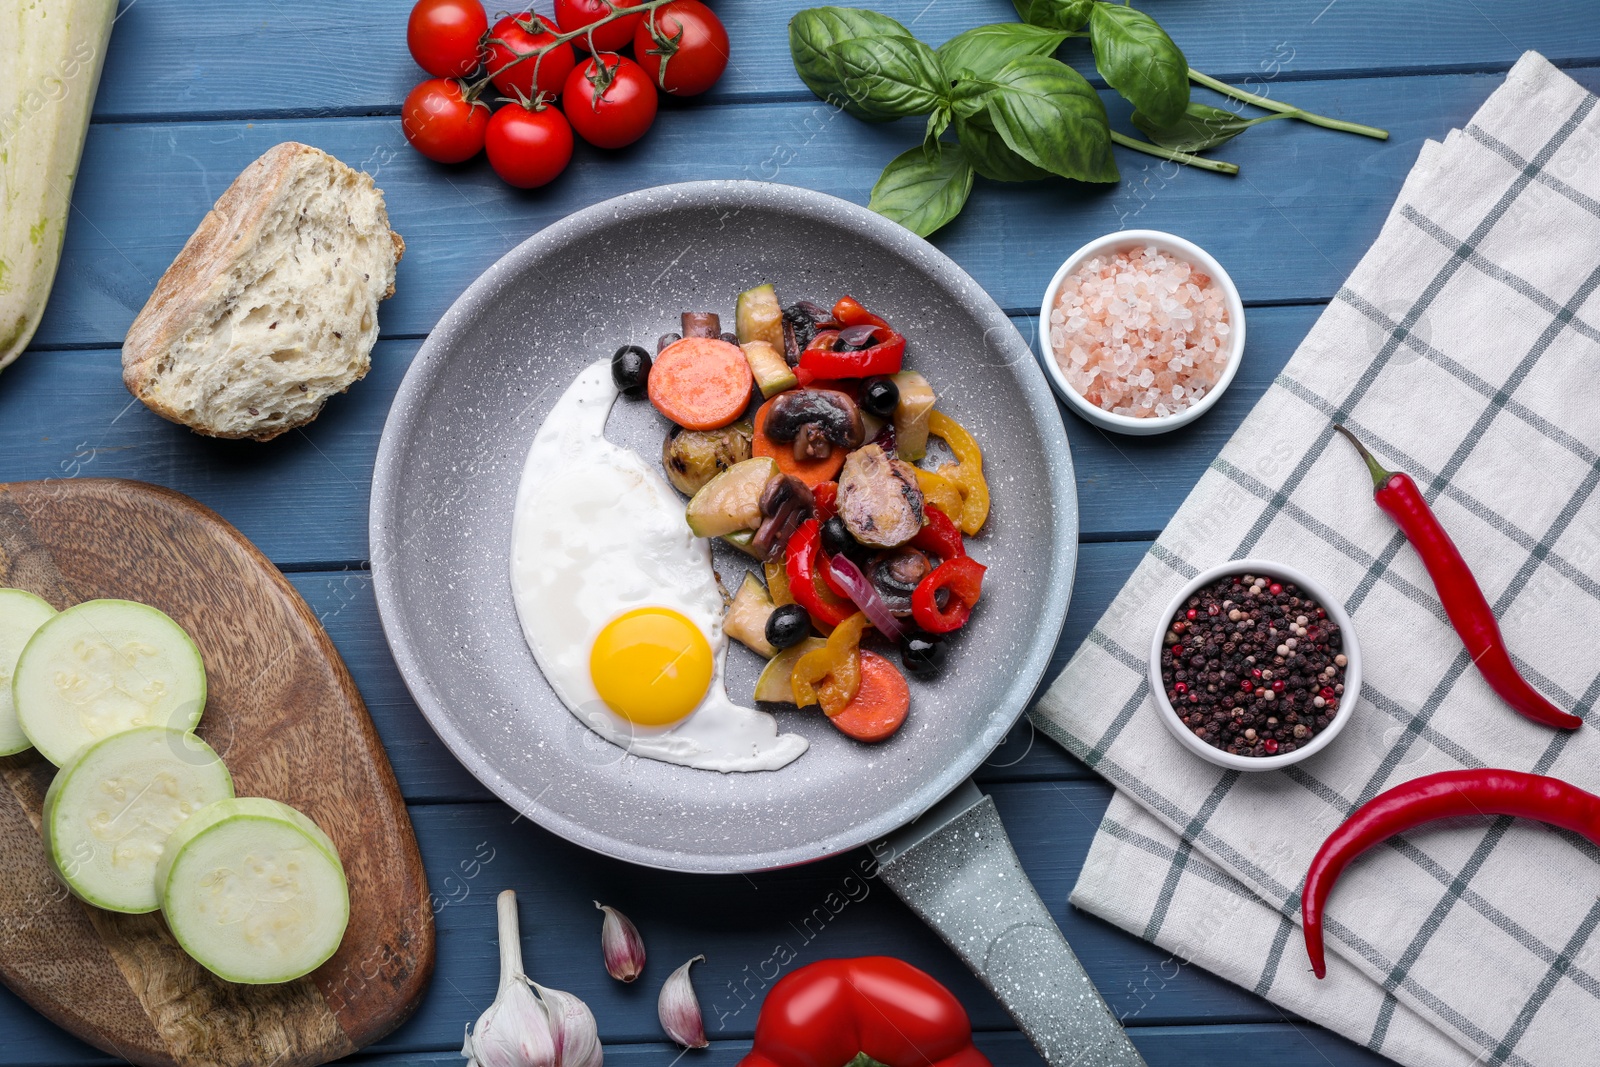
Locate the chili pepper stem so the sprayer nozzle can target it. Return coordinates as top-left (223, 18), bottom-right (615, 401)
top-left (1332, 423), bottom-right (1393, 489)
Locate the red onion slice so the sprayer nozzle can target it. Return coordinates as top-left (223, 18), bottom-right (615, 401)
top-left (827, 553), bottom-right (906, 642)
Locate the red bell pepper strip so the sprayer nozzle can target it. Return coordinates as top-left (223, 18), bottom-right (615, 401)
top-left (911, 556), bottom-right (986, 634)
top-left (832, 295), bottom-right (892, 331)
top-left (812, 481), bottom-right (839, 523)
top-left (796, 330), bottom-right (906, 386)
top-left (786, 518), bottom-right (855, 629)
top-left (1303, 769), bottom-right (1600, 978)
top-left (737, 956), bottom-right (991, 1067)
top-left (911, 506), bottom-right (967, 561)
top-left (1333, 425), bottom-right (1582, 730)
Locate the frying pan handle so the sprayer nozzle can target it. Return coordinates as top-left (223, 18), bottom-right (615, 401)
top-left (876, 794), bottom-right (1147, 1067)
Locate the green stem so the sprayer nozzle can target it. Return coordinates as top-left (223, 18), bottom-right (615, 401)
top-left (1188, 69), bottom-right (1390, 140)
top-left (469, 0), bottom-right (678, 95)
top-left (1332, 424), bottom-right (1394, 489)
top-left (1109, 130), bottom-right (1240, 175)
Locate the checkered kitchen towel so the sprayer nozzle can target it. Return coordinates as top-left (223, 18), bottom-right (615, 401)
top-left (1031, 53), bottom-right (1600, 1067)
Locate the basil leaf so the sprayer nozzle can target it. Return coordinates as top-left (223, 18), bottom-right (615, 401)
top-left (788, 7), bottom-right (914, 119)
top-left (1089, 4), bottom-right (1189, 127)
top-left (829, 35), bottom-right (948, 121)
top-left (1011, 0), bottom-right (1095, 32)
top-left (1131, 101), bottom-right (1290, 152)
top-left (925, 105), bottom-right (952, 147)
top-left (936, 23), bottom-right (1068, 82)
top-left (955, 108), bottom-right (1049, 182)
top-left (983, 56), bottom-right (1117, 183)
top-left (869, 141), bottom-right (975, 238)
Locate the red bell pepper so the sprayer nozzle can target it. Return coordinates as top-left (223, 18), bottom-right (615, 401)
top-left (786, 519), bottom-right (855, 629)
top-left (911, 556), bottom-right (986, 634)
top-left (812, 481), bottom-right (839, 523)
top-left (911, 506), bottom-right (966, 561)
top-left (832, 295), bottom-right (892, 331)
top-left (796, 330), bottom-right (905, 386)
top-left (737, 957), bottom-right (991, 1067)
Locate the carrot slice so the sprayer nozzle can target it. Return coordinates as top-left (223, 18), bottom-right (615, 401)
top-left (752, 392), bottom-right (849, 487)
top-left (647, 337), bottom-right (754, 431)
top-left (827, 651), bottom-right (910, 743)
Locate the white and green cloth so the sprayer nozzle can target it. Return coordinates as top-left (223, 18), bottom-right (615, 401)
top-left (1033, 52), bottom-right (1600, 1067)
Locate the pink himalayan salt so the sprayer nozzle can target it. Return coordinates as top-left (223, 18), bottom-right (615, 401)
top-left (1049, 246), bottom-right (1231, 418)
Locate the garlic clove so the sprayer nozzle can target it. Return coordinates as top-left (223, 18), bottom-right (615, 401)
top-left (658, 955), bottom-right (709, 1049)
top-left (464, 980), bottom-right (556, 1067)
top-left (595, 902), bottom-right (646, 983)
top-left (535, 982), bottom-right (604, 1067)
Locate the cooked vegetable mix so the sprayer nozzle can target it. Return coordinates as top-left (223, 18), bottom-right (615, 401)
top-left (614, 286), bottom-right (990, 743)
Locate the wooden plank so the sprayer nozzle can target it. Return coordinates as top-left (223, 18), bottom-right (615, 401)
top-left (32, 66), bottom-right (1600, 352)
top-left (0, 303), bottom-right (1316, 560)
top-left (362, 784), bottom-right (1284, 1055)
top-left (0, 1016), bottom-right (1395, 1067)
top-left (90, 0), bottom-right (1600, 121)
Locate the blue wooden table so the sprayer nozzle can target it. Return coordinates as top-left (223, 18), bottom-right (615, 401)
top-left (3, 2), bottom-right (1597, 1064)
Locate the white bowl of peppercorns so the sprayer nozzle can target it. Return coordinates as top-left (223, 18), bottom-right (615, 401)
top-left (1149, 559), bottom-right (1361, 771)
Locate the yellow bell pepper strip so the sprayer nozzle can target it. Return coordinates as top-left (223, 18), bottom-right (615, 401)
top-left (927, 411), bottom-right (990, 535)
top-left (792, 611), bottom-right (870, 714)
top-left (914, 468), bottom-right (965, 525)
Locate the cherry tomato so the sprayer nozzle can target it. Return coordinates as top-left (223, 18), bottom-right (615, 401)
top-left (485, 103), bottom-right (575, 188)
top-left (486, 12), bottom-right (577, 100)
top-left (407, 0), bottom-right (489, 78)
top-left (402, 78), bottom-right (489, 163)
top-left (554, 0), bottom-right (646, 53)
top-left (563, 54), bottom-right (658, 149)
top-left (633, 0), bottom-right (728, 97)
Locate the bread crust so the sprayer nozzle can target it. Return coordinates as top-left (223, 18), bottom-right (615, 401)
top-left (121, 142), bottom-right (403, 441)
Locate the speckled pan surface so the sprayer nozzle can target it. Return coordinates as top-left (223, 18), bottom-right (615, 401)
top-left (370, 181), bottom-right (1077, 873)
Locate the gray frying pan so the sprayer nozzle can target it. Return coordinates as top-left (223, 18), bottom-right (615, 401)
top-left (371, 181), bottom-right (1143, 1066)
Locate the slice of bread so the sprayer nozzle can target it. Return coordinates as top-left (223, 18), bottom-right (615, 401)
top-left (122, 142), bottom-right (404, 441)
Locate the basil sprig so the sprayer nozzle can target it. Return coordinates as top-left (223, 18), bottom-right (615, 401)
top-left (789, 1), bottom-right (1389, 237)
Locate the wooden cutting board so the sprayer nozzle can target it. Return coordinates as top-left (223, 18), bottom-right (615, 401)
top-left (0, 479), bottom-right (434, 1067)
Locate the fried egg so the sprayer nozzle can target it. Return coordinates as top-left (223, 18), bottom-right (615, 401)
top-left (509, 359), bottom-right (808, 773)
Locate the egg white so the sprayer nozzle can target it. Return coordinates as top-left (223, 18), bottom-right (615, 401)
top-left (509, 359), bottom-right (809, 773)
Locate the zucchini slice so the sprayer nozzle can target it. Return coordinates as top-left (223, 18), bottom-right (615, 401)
top-left (0, 588), bottom-right (56, 756)
top-left (158, 797), bottom-right (349, 984)
top-left (42, 726), bottom-right (233, 913)
top-left (14, 599), bottom-right (207, 766)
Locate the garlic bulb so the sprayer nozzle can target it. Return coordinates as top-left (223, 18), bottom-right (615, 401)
top-left (595, 902), bottom-right (646, 982)
top-left (658, 955), bottom-right (708, 1049)
top-left (463, 890), bottom-right (603, 1067)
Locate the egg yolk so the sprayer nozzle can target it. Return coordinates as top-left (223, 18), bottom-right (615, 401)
top-left (589, 608), bottom-right (714, 726)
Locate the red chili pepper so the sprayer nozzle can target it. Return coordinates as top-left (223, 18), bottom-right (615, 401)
top-left (832, 295), bottom-right (892, 331)
top-left (1333, 425), bottom-right (1581, 730)
top-left (911, 556), bottom-right (986, 633)
top-left (812, 480), bottom-right (839, 522)
top-left (1303, 769), bottom-right (1600, 978)
top-left (911, 505), bottom-right (967, 561)
top-left (786, 518), bottom-right (855, 629)
top-left (737, 956), bottom-right (991, 1067)
top-left (796, 330), bottom-right (906, 386)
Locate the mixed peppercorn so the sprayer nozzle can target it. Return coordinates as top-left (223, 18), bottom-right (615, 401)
top-left (1160, 572), bottom-right (1347, 758)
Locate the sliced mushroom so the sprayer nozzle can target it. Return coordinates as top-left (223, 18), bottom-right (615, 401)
top-left (751, 474), bottom-right (815, 559)
top-left (782, 300), bottom-right (831, 361)
top-left (681, 311), bottom-right (721, 339)
top-left (837, 444), bottom-right (925, 549)
top-left (868, 547), bottom-right (933, 616)
top-left (761, 389), bottom-right (864, 462)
